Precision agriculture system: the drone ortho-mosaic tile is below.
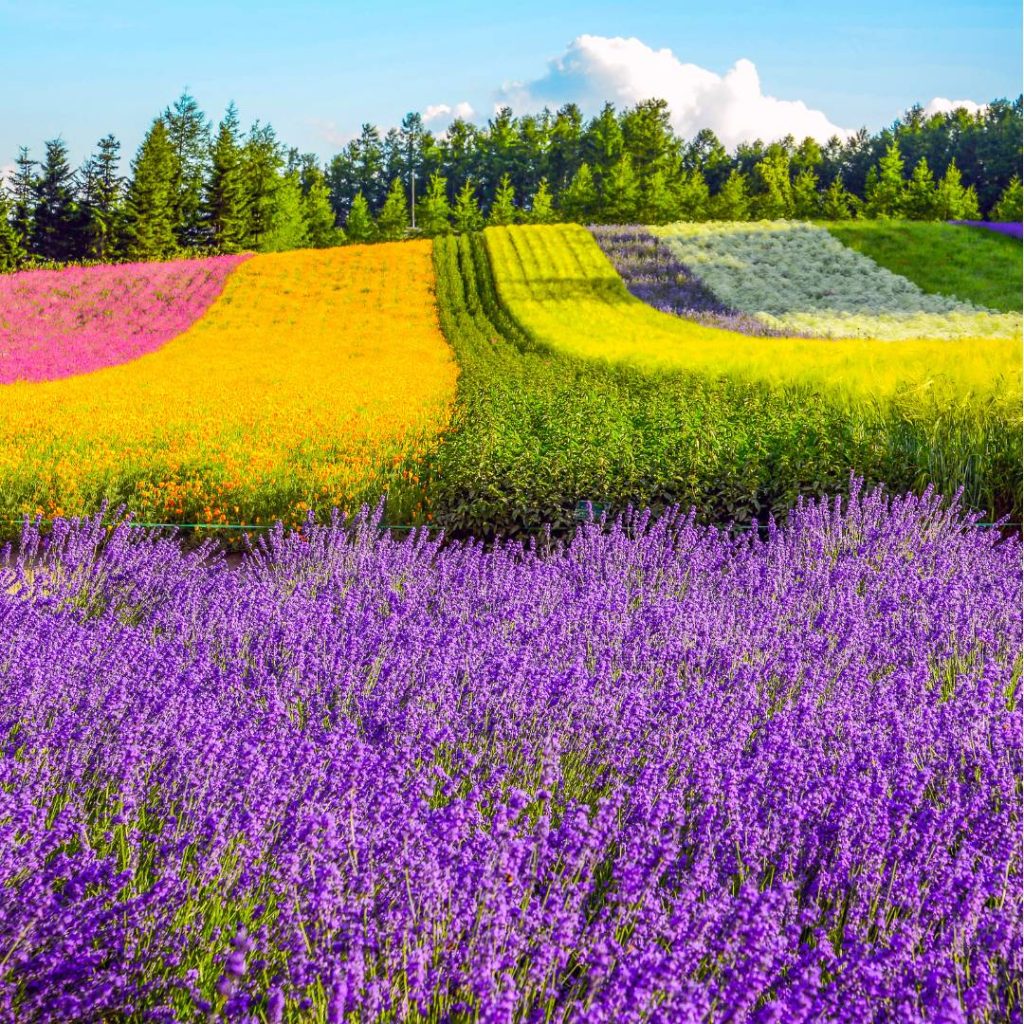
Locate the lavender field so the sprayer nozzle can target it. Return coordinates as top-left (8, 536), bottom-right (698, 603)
top-left (1, 484), bottom-right (1020, 1022)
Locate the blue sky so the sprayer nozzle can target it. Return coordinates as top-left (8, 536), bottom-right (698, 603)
top-left (2, 0), bottom-right (1020, 166)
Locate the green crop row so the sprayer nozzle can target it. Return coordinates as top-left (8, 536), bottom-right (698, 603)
top-left (425, 233), bottom-right (1022, 538)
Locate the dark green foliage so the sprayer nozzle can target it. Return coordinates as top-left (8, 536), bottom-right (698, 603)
top-left (526, 178), bottom-right (556, 224)
top-left (376, 177), bottom-right (409, 240)
top-left (600, 155), bottom-right (640, 222)
top-left (933, 160), bottom-right (980, 220)
top-left (302, 169), bottom-right (342, 247)
top-left (0, 188), bottom-right (26, 271)
top-left (709, 170), bottom-right (750, 220)
top-left (32, 138), bottom-right (83, 261)
top-left (164, 92), bottom-right (211, 248)
top-left (345, 191), bottom-right (376, 242)
top-left (416, 172), bottom-right (452, 236)
top-left (452, 179), bottom-right (484, 233)
top-left (10, 147), bottom-right (37, 243)
top-left (204, 103), bottom-right (247, 254)
top-left (243, 121), bottom-right (284, 250)
top-left (260, 170), bottom-right (307, 252)
top-left (904, 157), bottom-right (937, 220)
top-left (2, 90), bottom-right (1020, 270)
top-left (80, 135), bottom-right (124, 260)
top-left (376, 177), bottom-right (407, 240)
top-left (560, 163), bottom-right (598, 222)
top-left (124, 119), bottom-right (177, 261)
top-left (991, 175), bottom-right (1023, 221)
top-left (427, 234), bottom-right (1023, 537)
top-left (752, 146), bottom-right (794, 219)
top-left (825, 221), bottom-right (1023, 312)
top-left (864, 141), bottom-right (906, 218)
top-left (487, 173), bottom-right (516, 226)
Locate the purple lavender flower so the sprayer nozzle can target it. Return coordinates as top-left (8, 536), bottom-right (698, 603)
top-left (949, 220), bottom-right (1023, 240)
top-left (0, 484), bottom-right (1019, 1020)
top-left (589, 224), bottom-right (806, 336)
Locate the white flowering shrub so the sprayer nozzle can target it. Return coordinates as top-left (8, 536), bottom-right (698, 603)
top-left (655, 221), bottom-right (1022, 340)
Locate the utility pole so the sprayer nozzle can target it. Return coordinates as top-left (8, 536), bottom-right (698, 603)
top-left (410, 170), bottom-right (416, 230)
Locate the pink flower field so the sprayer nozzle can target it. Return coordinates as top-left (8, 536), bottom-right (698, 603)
top-left (0, 254), bottom-right (249, 383)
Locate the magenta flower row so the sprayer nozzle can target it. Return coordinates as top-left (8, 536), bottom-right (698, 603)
top-left (0, 254), bottom-right (249, 384)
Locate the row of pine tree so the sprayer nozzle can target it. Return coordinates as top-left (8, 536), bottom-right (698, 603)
top-left (2, 93), bottom-right (1021, 270)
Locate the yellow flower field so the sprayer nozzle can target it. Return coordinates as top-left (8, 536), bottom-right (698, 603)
top-left (0, 243), bottom-right (458, 533)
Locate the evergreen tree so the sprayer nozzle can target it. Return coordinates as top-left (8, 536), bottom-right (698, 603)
top-left (934, 160), bottom-right (980, 220)
top-left (709, 170), bottom-right (751, 221)
top-left (10, 148), bottom-right (36, 247)
top-left (452, 179), bottom-right (484, 233)
top-left (80, 134), bottom-right (124, 260)
top-left (821, 174), bottom-right (855, 220)
top-left (904, 157), bottom-right (937, 220)
top-left (791, 168), bottom-right (821, 219)
top-left (672, 169), bottom-right (709, 222)
top-left (991, 174), bottom-right (1023, 221)
top-left (600, 154), bottom-right (640, 222)
top-left (753, 148), bottom-right (794, 219)
top-left (0, 188), bottom-right (26, 271)
top-left (526, 177), bottom-right (556, 224)
top-left (32, 137), bottom-right (83, 261)
top-left (488, 173), bottom-right (517, 226)
top-left (345, 191), bottom-right (376, 242)
top-left (864, 140), bottom-right (906, 218)
top-left (683, 129), bottom-right (731, 192)
top-left (303, 169), bottom-right (343, 247)
top-left (559, 162), bottom-right (599, 222)
top-left (376, 177), bottom-right (409, 240)
top-left (164, 91), bottom-right (211, 247)
top-left (260, 170), bottom-right (307, 252)
top-left (416, 172), bottom-right (452, 236)
top-left (124, 117), bottom-right (177, 260)
top-left (204, 103), bottom-right (247, 253)
top-left (584, 103), bottom-right (624, 181)
top-left (243, 121), bottom-right (284, 250)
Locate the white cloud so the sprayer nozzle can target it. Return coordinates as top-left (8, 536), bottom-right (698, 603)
top-left (498, 34), bottom-right (851, 150)
top-left (424, 101), bottom-right (475, 124)
top-left (308, 118), bottom-right (355, 148)
top-left (0, 163), bottom-right (14, 188)
top-left (922, 96), bottom-right (987, 117)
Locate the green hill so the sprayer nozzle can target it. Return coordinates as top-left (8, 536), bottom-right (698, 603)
top-left (825, 221), bottom-right (1022, 313)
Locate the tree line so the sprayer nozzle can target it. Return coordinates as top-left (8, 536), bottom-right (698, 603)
top-left (1, 92), bottom-right (1021, 270)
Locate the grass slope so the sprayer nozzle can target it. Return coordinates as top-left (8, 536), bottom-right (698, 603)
top-left (825, 221), bottom-right (1023, 313)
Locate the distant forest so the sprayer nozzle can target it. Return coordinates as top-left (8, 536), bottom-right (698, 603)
top-left (1, 92), bottom-right (1021, 269)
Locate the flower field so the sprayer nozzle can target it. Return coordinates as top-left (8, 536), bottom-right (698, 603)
top-left (0, 243), bottom-right (457, 532)
top-left (589, 225), bottom-right (793, 336)
top-left (0, 255), bottom-right (248, 383)
top-left (1, 484), bottom-right (1019, 1021)
top-left (653, 221), bottom-right (1022, 340)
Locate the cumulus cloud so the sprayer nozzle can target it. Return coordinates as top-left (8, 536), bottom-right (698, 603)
top-left (0, 163), bottom-right (14, 187)
top-left (498, 34), bottom-right (851, 149)
top-left (424, 101), bottom-right (475, 124)
top-left (922, 96), bottom-right (987, 117)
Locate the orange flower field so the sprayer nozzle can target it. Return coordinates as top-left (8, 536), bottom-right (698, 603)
top-left (0, 243), bottom-right (458, 532)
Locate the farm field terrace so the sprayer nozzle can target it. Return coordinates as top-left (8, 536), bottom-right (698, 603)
top-left (0, 244), bottom-right (457, 534)
top-left (477, 224), bottom-right (1022, 524)
top-left (651, 220), bottom-right (1022, 340)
